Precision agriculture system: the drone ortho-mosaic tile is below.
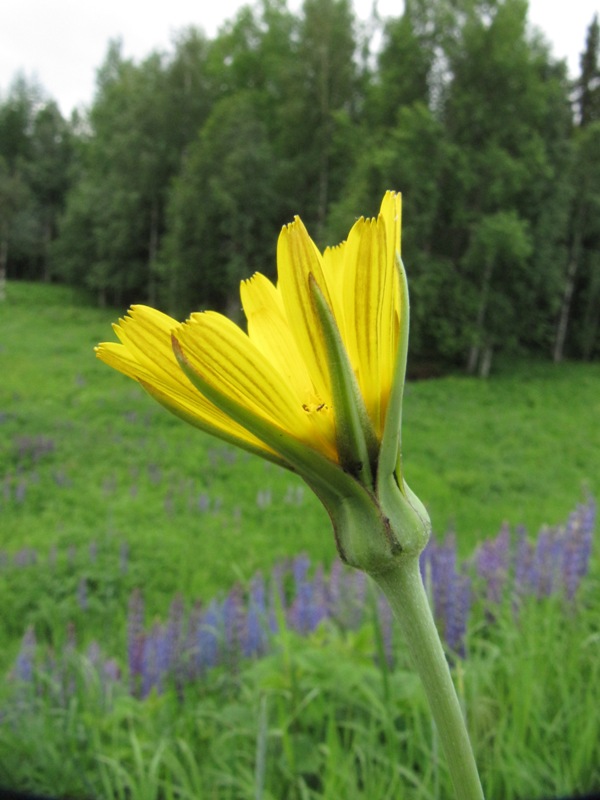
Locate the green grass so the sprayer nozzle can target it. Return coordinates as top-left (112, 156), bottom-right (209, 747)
top-left (1, 280), bottom-right (599, 799)
top-left (1, 578), bottom-right (599, 799)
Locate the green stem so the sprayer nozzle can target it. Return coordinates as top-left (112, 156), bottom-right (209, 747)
top-left (373, 557), bottom-right (484, 800)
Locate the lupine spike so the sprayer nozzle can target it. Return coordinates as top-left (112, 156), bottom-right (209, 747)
top-left (7, 502), bottom-right (594, 699)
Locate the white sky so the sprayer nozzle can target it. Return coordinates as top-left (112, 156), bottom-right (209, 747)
top-left (1, 0), bottom-right (598, 117)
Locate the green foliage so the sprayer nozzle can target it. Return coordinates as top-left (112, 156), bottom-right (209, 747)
top-left (160, 92), bottom-right (279, 317)
top-left (1, 558), bottom-right (599, 799)
top-left (1, 0), bottom-right (600, 364)
top-left (0, 76), bottom-right (74, 282)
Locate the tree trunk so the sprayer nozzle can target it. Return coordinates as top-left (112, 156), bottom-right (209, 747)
top-left (467, 255), bottom-right (494, 374)
top-left (553, 256), bottom-right (577, 362)
top-left (479, 344), bottom-right (493, 378)
top-left (553, 232), bottom-right (582, 362)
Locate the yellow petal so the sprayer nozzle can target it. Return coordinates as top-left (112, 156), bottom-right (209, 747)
top-left (322, 242), bottom-right (349, 344)
top-left (241, 272), bottom-right (314, 401)
top-left (138, 379), bottom-right (286, 465)
top-left (276, 217), bottom-right (334, 403)
top-left (96, 307), bottom-right (278, 461)
top-left (109, 305), bottom-right (192, 394)
top-left (173, 310), bottom-right (338, 461)
top-left (379, 189), bottom-right (402, 262)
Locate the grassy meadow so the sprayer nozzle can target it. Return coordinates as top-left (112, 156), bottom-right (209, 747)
top-left (1, 280), bottom-right (599, 799)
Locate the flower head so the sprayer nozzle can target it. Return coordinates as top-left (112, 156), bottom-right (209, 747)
top-left (97, 192), bottom-right (430, 572)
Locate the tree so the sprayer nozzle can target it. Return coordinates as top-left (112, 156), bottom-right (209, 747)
top-left (0, 157), bottom-right (36, 295)
top-left (433, 0), bottom-right (572, 370)
top-left (159, 92), bottom-right (279, 317)
top-left (554, 17), bottom-right (600, 361)
top-left (26, 101), bottom-right (74, 280)
top-left (554, 123), bottom-right (600, 360)
top-left (55, 40), bottom-right (201, 305)
top-left (365, 0), bottom-right (436, 128)
top-left (0, 76), bottom-right (73, 282)
top-left (576, 14), bottom-right (600, 126)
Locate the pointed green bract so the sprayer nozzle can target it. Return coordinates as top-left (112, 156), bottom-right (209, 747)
top-left (309, 275), bottom-right (379, 488)
top-left (378, 255), bottom-right (411, 489)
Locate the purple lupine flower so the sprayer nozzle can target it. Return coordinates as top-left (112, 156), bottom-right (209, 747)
top-left (154, 625), bottom-right (174, 692)
top-left (147, 463), bottom-right (162, 484)
top-left (375, 592), bottom-right (394, 668)
top-left (287, 555), bottom-right (312, 633)
top-left (87, 640), bottom-right (101, 668)
top-left (139, 619), bottom-right (180, 697)
top-left (13, 626), bottom-right (36, 683)
top-left (127, 589), bottom-right (145, 695)
top-left (533, 527), bottom-right (561, 598)
top-left (14, 479), bottom-right (27, 504)
top-left (182, 600), bottom-right (204, 682)
top-left (197, 492), bottom-right (210, 512)
top-left (53, 469), bottom-right (72, 488)
top-left (87, 639), bottom-right (123, 690)
top-left (310, 564), bottom-right (329, 628)
top-left (326, 558), bottom-right (343, 616)
top-left (140, 623), bottom-right (162, 697)
top-left (13, 547), bottom-right (36, 567)
top-left (424, 534), bottom-right (472, 655)
top-left (77, 577), bottom-right (88, 611)
top-left (222, 585), bottom-right (245, 670)
top-left (166, 594), bottom-right (185, 688)
top-left (328, 561), bottom-right (367, 629)
top-left (103, 658), bottom-right (121, 684)
top-left (445, 574), bottom-right (471, 657)
top-left (196, 600), bottom-right (221, 673)
top-left (513, 525), bottom-right (535, 598)
top-left (475, 523), bottom-right (511, 605)
top-left (428, 534), bottom-right (457, 623)
top-left (244, 573), bottom-right (269, 657)
top-left (562, 501), bottom-right (595, 600)
top-left (268, 559), bottom-right (289, 634)
top-left (288, 556), bottom-right (327, 634)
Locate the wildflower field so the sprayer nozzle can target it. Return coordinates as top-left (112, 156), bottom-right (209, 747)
top-left (1, 282), bottom-right (599, 799)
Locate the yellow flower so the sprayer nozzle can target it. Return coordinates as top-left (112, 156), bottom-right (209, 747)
top-left (97, 191), bottom-right (429, 570)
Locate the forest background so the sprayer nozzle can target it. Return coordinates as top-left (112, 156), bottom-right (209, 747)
top-left (1, 0), bottom-right (599, 376)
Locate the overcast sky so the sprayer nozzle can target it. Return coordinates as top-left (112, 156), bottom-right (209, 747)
top-left (1, 0), bottom-right (598, 117)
